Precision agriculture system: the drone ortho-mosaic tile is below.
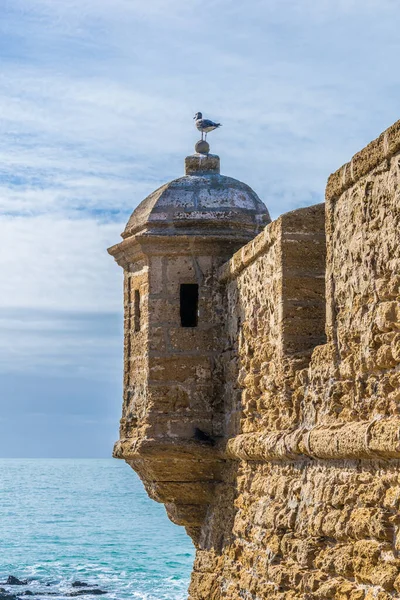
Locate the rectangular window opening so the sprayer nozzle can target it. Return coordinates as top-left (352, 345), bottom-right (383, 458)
top-left (134, 289), bottom-right (141, 332)
top-left (180, 284), bottom-right (199, 327)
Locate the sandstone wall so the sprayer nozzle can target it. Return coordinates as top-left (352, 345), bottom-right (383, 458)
top-left (217, 205), bottom-right (326, 438)
top-left (145, 243), bottom-right (225, 442)
top-left (189, 120), bottom-right (400, 600)
top-left (136, 240), bottom-right (229, 541)
top-left (111, 235), bottom-right (246, 543)
top-left (120, 255), bottom-right (149, 442)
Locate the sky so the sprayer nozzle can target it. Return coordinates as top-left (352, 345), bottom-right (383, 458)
top-left (1, 0), bottom-right (400, 457)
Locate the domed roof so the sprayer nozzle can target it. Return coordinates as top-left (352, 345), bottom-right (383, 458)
top-left (122, 152), bottom-right (271, 239)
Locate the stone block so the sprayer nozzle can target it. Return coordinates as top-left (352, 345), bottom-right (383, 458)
top-left (168, 327), bottom-right (216, 353)
top-left (147, 383), bottom-right (190, 411)
top-left (166, 256), bottom-right (197, 284)
top-left (351, 133), bottom-right (385, 183)
top-left (148, 355), bottom-right (212, 383)
top-left (385, 119), bottom-right (400, 156)
top-left (148, 255), bottom-right (164, 294)
top-left (148, 326), bottom-right (167, 353)
top-left (148, 298), bottom-right (179, 325)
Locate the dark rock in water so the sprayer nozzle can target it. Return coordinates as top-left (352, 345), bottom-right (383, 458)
top-left (5, 578), bottom-right (27, 586)
top-left (0, 580), bottom-right (107, 599)
top-left (0, 589), bottom-right (34, 600)
top-left (0, 589), bottom-right (17, 600)
top-left (68, 590), bottom-right (107, 597)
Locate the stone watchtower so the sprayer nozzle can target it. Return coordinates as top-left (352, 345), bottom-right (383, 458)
top-left (108, 146), bottom-right (270, 541)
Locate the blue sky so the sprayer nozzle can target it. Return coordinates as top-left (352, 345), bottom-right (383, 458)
top-left (1, 0), bottom-right (399, 457)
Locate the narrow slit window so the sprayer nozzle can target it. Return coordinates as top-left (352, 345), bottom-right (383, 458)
top-left (134, 289), bottom-right (141, 332)
top-left (180, 284), bottom-right (199, 327)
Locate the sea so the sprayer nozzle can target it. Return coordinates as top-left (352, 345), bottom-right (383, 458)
top-left (0, 459), bottom-right (194, 599)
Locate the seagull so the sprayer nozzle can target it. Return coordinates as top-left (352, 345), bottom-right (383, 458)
top-left (194, 112), bottom-right (222, 141)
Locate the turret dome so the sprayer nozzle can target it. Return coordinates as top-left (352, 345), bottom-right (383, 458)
top-left (122, 152), bottom-right (270, 239)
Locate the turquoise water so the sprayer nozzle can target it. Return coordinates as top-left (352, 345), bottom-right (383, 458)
top-left (0, 459), bottom-right (194, 599)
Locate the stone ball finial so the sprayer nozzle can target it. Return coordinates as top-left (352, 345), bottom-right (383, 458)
top-left (195, 140), bottom-right (210, 155)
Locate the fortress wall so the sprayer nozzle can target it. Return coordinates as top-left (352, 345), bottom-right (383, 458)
top-left (191, 460), bottom-right (400, 600)
top-left (189, 121), bottom-right (400, 600)
top-left (323, 149), bottom-right (400, 425)
top-left (188, 205), bottom-right (326, 598)
top-left (217, 216), bottom-right (283, 438)
top-left (217, 204), bottom-right (326, 437)
top-left (110, 120), bottom-right (400, 599)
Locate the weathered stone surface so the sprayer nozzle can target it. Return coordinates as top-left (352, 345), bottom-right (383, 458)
top-left (108, 151), bottom-right (270, 542)
top-left (109, 120), bottom-right (400, 599)
top-left (120, 152), bottom-right (270, 239)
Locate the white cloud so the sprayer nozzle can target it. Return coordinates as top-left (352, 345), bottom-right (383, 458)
top-left (0, 215), bottom-right (123, 311)
top-left (1, 0), bottom-right (400, 381)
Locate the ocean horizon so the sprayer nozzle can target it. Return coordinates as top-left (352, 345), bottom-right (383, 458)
top-left (0, 459), bottom-right (194, 599)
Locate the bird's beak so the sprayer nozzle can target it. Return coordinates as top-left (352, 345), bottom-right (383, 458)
top-left (193, 115), bottom-right (196, 119)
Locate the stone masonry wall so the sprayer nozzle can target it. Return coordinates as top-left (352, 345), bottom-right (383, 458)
top-left (139, 241), bottom-right (229, 542)
top-left (146, 245), bottom-right (225, 442)
top-left (188, 120), bottom-right (400, 600)
top-left (120, 256), bottom-right (149, 442)
top-left (112, 236), bottom-right (245, 544)
top-left (217, 205), bottom-right (326, 438)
